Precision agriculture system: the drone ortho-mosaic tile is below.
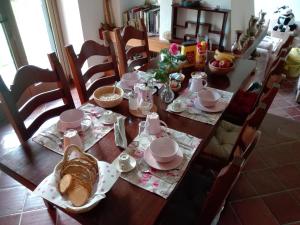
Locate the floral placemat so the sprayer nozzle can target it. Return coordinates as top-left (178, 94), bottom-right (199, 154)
top-left (166, 87), bottom-right (233, 125)
top-left (32, 103), bottom-right (125, 155)
top-left (113, 127), bottom-right (201, 199)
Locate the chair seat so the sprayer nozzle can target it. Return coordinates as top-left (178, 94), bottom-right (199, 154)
top-left (203, 120), bottom-right (242, 160)
top-left (157, 168), bottom-right (215, 225)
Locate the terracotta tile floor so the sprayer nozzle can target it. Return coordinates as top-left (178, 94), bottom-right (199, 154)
top-left (0, 78), bottom-right (300, 225)
top-left (268, 78), bottom-right (300, 121)
top-left (218, 77), bottom-right (300, 225)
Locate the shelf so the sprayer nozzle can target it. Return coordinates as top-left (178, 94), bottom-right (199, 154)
top-left (171, 4), bottom-right (230, 49)
top-left (172, 3), bottom-right (230, 13)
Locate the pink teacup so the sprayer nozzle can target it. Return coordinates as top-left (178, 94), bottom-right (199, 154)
top-left (149, 137), bottom-right (178, 163)
top-left (145, 112), bottom-right (167, 135)
top-left (198, 89), bottom-right (221, 107)
top-left (59, 109), bottom-right (84, 130)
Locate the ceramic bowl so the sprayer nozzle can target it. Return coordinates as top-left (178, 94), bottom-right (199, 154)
top-left (59, 109), bottom-right (84, 130)
top-left (93, 86), bottom-right (124, 108)
top-left (149, 137), bottom-right (179, 163)
top-left (198, 89), bottom-right (221, 108)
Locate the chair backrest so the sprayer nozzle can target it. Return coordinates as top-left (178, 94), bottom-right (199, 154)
top-left (276, 34), bottom-right (294, 58)
top-left (199, 157), bottom-right (244, 225)
top-left (113, 18), bottom-right (150, 75)
top-left (65, 31), bottom-right (119, 104)
top-left (234, 130), bottom-right (261, 162)
top-left (0, 53), bottom-right (75, 143)
top-left (227, 79), bottom-right (280, 161)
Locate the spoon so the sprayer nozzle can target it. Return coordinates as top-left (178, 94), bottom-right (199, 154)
top-left (112, 81), bottom-right (117, 94)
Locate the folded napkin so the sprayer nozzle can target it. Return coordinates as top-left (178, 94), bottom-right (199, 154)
top-left (114, 117), bottom-right (127, 149)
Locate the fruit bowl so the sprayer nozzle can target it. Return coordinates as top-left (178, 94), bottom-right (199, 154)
top-left (209, 59), bottom-right (234, 75)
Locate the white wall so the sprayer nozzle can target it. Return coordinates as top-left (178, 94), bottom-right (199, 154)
top-left (231, 0), bottom-right (255, 43)
top-left (77, 0), bottom-right (104, 43)
top-left (57, 0), bottom-right (84, 53)
top-left (159, 0), bottom-right (172, 40)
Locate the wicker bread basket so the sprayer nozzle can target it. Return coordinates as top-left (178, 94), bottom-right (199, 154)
top-left (93, 86), bottom-right (124, 108)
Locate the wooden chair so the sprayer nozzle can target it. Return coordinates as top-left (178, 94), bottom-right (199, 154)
top-left (276, 34), bottom-right (294, 58)
top-left (113, 18), bottom-right (150, 75)
top-left (198, 76), bottom-right (282, 170)
top-left (198, 157), bottom-right (243, 225)
top-left (65, 31), bottom-right (119, 104)
top-left (0, 53), bottom-right (75, 144)
top-left (156, 157), bottom-right (244, 225)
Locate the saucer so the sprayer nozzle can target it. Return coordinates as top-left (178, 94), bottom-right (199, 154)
top-left (194, 98), bottom-right (227, 113)
top-left (57, 116), bottom-right (92, 133)
top-left (143, 147), bottom-right (183, 171)
top-left (99, 113), bottom-right (117, 125)
top-left (113, 155), bottom-right (137, 173)
top-left (169, 103), bottom-right (186, 113)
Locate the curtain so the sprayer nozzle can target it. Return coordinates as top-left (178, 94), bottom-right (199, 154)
top-left (45, 0), bottom-right (71, 79)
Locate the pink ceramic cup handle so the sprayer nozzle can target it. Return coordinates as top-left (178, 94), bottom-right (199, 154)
top-left (160, 120), bottom-right (168, 128)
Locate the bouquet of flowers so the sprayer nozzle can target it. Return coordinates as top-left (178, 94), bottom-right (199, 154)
top-left (154, 43), bottom-right (186, 83)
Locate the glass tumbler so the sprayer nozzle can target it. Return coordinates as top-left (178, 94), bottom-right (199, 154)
top-left (63, 129), bottom-right (83, 151)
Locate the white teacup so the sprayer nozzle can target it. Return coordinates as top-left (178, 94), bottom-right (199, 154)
top-left (172, 100), bottom-right (183, 111)
top-left (102, 111), bottom-right (116, 124)
top-left (118, 153), bottom-right (131, 171)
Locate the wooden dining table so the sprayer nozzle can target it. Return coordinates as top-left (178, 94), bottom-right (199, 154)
top-left (0, 58), bottom-right (256, 225)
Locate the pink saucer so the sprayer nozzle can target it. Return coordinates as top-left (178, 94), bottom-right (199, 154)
top-left (194, 98), bottom-right (227, 113)
top-left (143, 147), bottom-right (183, 171)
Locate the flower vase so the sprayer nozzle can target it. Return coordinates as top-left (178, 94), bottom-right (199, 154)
top-left (160, 83), bottom-right (175, 104)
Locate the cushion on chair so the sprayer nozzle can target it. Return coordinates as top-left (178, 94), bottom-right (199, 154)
top-left (203, 120), bottom-right (242, 160)
top-left (224, 89), bottom-right (259, 125)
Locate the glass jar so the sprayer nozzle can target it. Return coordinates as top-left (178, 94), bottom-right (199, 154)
top-left (128, 89), bottom-right (138, 110)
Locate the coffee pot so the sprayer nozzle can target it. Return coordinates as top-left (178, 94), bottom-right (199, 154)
top-left (189, 75), bottom-right (207, 92)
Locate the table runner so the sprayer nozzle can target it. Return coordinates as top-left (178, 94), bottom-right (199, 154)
top-left (33, 103), bottom-right (125, 155)
top-left (166, 87), bottom-right (233, 125)
top-left (113, 127), bottom-right (201, 199)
